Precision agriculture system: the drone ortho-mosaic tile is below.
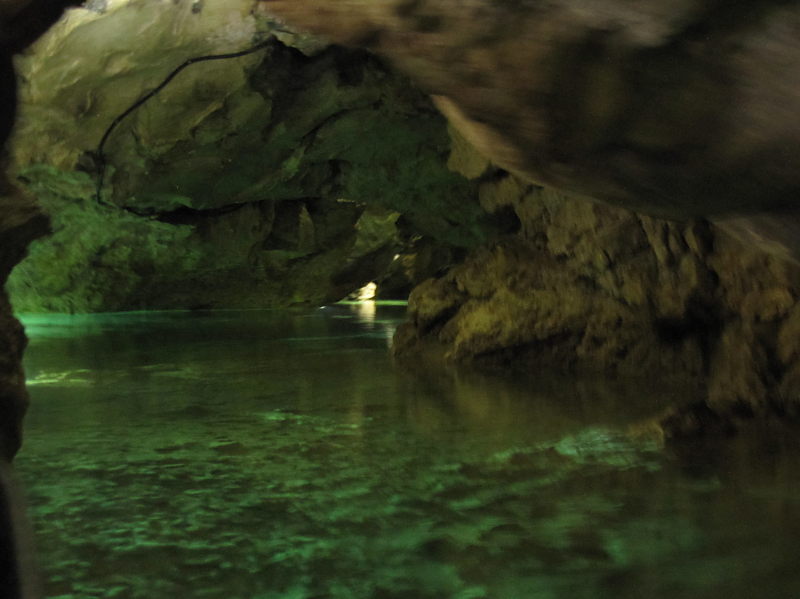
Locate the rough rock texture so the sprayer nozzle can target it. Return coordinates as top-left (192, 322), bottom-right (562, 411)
top-left (394, 158), bottom-right (800, 437)
top-left (263, 0), bottom-right (800, 433)
top-left (8, 0), bottom-right (499, 311)
top-left (9, 165), bottom-right (407, 312)
top-left (264, 0), bottom-right (800, 259)
top-left (262, 0), bottom-right (800, 217)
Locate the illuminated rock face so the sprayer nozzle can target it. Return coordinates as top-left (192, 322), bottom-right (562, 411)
top-left (7, 1), bottom-right (500, 312)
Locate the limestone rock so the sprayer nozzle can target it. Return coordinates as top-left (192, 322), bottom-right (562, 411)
top-left (395, 184), bottom-right (712, 382)
top-left (7, 166), bottom-right (394, 311)
top-left (3, 0), bottom-right (800, 446)
top-left (8, 0), bottom-right (502, 311)
top-left (394, 159), bottom-right (800, 435)
top-left (12, 0), bottom-right (265, 170)
top-left (261, 0), bottom-right (800, 430)
top-left (263, 0), bottom-right (800, 224)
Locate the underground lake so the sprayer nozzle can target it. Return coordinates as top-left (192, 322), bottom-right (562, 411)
top-left (4, 2), bottom-right (800, 598)
top-left (11, 303), bottom-right (800, 598)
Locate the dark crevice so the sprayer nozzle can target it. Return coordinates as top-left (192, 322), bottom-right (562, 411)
top-left (154, 200), bottom-right (272, 225)
top-left (653, 294), bottom-right (723, 375)
top-left (416, 304), bottom-right (461, 336)
top-left (487, 204), bottom-right (522, 236)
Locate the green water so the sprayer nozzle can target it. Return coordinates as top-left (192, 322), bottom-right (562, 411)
top-left (13, 304), bottom-right (800, 598)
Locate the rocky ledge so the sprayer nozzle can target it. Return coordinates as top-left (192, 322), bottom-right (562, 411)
top-left (394, 166), bottom-right (800, 439)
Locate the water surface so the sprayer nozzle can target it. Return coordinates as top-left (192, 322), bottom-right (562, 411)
top-left (14, 304), bottom-right (800, 598)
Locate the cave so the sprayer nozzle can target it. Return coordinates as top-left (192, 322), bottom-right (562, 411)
top-left (2, 1), bottom-right (800, 597)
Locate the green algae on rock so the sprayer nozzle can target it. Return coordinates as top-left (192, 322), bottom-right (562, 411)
top-left (8, 166), bottom-right (399, 312)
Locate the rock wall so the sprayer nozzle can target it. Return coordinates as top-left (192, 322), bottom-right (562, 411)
top-left (264, 0), bottom-right (800, 259)
top-left (8, 0), bottom-right (500, 312)
top-left (394, 157), bottom-right (800, 437)
top-left (265, 0), bottom-right (800, 434)
top-left (0, 176), bottom-right (47, 460)
top-left (0, 0), bottom-right (78, 464)
top-left (8, 165), bottom-right (402, 312)
top-left (1, 14), bottom-right (74, 595)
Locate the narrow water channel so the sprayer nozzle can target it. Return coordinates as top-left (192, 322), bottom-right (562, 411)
top-left (14, 304), bottom-right (800, 598)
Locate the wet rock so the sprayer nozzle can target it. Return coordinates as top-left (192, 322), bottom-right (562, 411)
top-left (395, 191), bottom-right (710, 382)
top-left (260, 0), bottom-right (800, 430)
top-left (394, 140), bottom-right (800, 434)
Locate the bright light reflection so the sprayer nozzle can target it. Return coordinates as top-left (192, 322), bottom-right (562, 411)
top-left (356, 281), bottom-right (377, 301)
top-left (351, 300), bottom-right (376, 324)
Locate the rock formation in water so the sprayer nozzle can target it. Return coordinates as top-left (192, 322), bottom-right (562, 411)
top-left (395, 140), bottom-right (800, 437)
top-left (265, 0), bottom-right (800, 433)
top-left (0, 178), bottom-right (45, 461)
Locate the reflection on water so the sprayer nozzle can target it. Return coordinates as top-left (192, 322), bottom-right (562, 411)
top-left (14, 305), bottom-right (800, 598)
